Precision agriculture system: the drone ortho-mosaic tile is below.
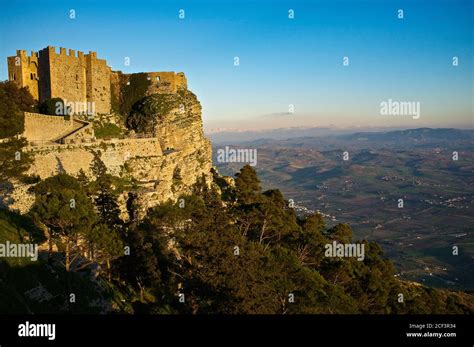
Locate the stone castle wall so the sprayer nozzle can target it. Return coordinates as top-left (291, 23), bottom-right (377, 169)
top-left (8, 133), bottom-right (212, 214)
top-left (143, 72), bottom-right (187, 94)
top-left (23, 112), bottom-right (75, 143)
top-left (37, 48), bottom-right (52, 100)
top-left (26, 137), bottom-right (163, 179)
top-left (86, 52), bottom-right (111, 114)
top-left (9, 47), bottom-right (112, 114)
top-left (22, 112), bottom-right (94, 144)
top-left (41, 47), bottom-right (88, 106)
top-left (7, 50), bottom-right (39, 100)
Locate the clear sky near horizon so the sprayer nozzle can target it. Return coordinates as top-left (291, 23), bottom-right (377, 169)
top-left (0, 0), bottom-right (472, 130)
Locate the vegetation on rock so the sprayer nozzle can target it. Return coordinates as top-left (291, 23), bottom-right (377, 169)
top-left (116, 73), bottom-right (151, 119)
top-left (94, 123), bottom-right (123, 139)
top-left (125, 90), bottom-right (198, 134)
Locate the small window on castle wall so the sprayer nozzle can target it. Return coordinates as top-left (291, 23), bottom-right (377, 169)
top-left (76, 75), bottom-right (79, 81)
top-left (30, 73), bottom-right (33, 80)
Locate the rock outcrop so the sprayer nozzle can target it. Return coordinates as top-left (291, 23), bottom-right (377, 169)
top-left (5, 89), bottom-right (212, 216)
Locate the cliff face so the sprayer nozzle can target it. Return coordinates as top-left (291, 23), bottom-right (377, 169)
top-left (123, 90), bottom-right (213, 215)
top-left (5, 89), bottom-right (212, 216)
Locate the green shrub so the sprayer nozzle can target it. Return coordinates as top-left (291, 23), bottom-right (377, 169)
top-left (120, 73), bottom-right (151, 118)
top-left (94, 123), bottom-right (123, 139)
top-left (38, 98), bottom-right (66, 115)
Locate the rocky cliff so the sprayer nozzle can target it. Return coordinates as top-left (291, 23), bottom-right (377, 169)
top-left (4, 89), bottom-right (212, 217)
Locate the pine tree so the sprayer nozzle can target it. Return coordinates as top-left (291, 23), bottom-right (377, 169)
top-left (0, 82), bottom-right (34, 182)
top-left (0, 137), bottom-right (32, 182)
top-left (0, 81), bottom-right (36, 138)
top-left (30, 174), bottom-right (98, 272)
top-left (234, 165), bottom-right (261, 205)
top-left (114, 225), bottom-right (162, 303)
top-left (89, 152), bottom-right (123, 234)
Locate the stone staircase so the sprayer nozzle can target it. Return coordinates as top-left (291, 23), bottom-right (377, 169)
top-left (52, 119), bottom-right (92, 144)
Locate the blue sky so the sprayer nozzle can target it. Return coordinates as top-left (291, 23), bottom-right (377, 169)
top-left (0, 0), bottom-right (472, 130)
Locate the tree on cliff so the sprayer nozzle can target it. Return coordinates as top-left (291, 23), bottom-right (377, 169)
top-left (5, 164), bottom-right (472, 314)
top-left (0, 137), bottom-right (33, 183)
top-left (288, 212), bottom-right (328, 267)
top-left (114, 224), bottom-right (163, 304)
top-left (85, 223), bottom-right (123, 281)
top-left (234, 165), bottom-right (262, 204)
top-left (30, 174), bottom-right (98, 272)
top-left (122, 165), bottom-right (474, 315)
top-left (0, 81), bottom-right (36, 137)
top-left (30, 174), bottom-right (122, 274)
top-left (0, 81), bottom-right (35, 182)
top-left (89, 152), bottom-right (124, 234)
top-left (135, 177), bottom-right (357, 314)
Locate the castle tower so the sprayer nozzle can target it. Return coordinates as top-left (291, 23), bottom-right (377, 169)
top-left (37, 46), bottom-right (88, 106)
top-left (7, 50), bottom-right (39, 100)
top-left (85, 51), bottom-right (112, 114)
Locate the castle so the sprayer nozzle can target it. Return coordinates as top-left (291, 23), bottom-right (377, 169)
top-left (3, 46), bottom-right (212, 217)
top-left (7, 46), bottom-right (188, 115)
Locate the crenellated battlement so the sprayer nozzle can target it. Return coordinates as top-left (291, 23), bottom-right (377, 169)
top-left (36, 46), bottom-right (96, 61)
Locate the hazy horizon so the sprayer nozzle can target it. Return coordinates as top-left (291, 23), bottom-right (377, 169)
top-left (204, 124), bottom-right (474, 133)
top-left (203, 114), bottom-right (474, 133)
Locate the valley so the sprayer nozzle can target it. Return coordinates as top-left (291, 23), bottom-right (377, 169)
top-left (213, 128), bottom-right (474, 290)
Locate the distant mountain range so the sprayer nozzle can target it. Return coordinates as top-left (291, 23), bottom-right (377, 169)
top-left (342, 128), bottom-right (474, 142)
top-left (210, 128), bottom-right (474, 150)
top-left (207, 126), bottom-right (407, 143)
